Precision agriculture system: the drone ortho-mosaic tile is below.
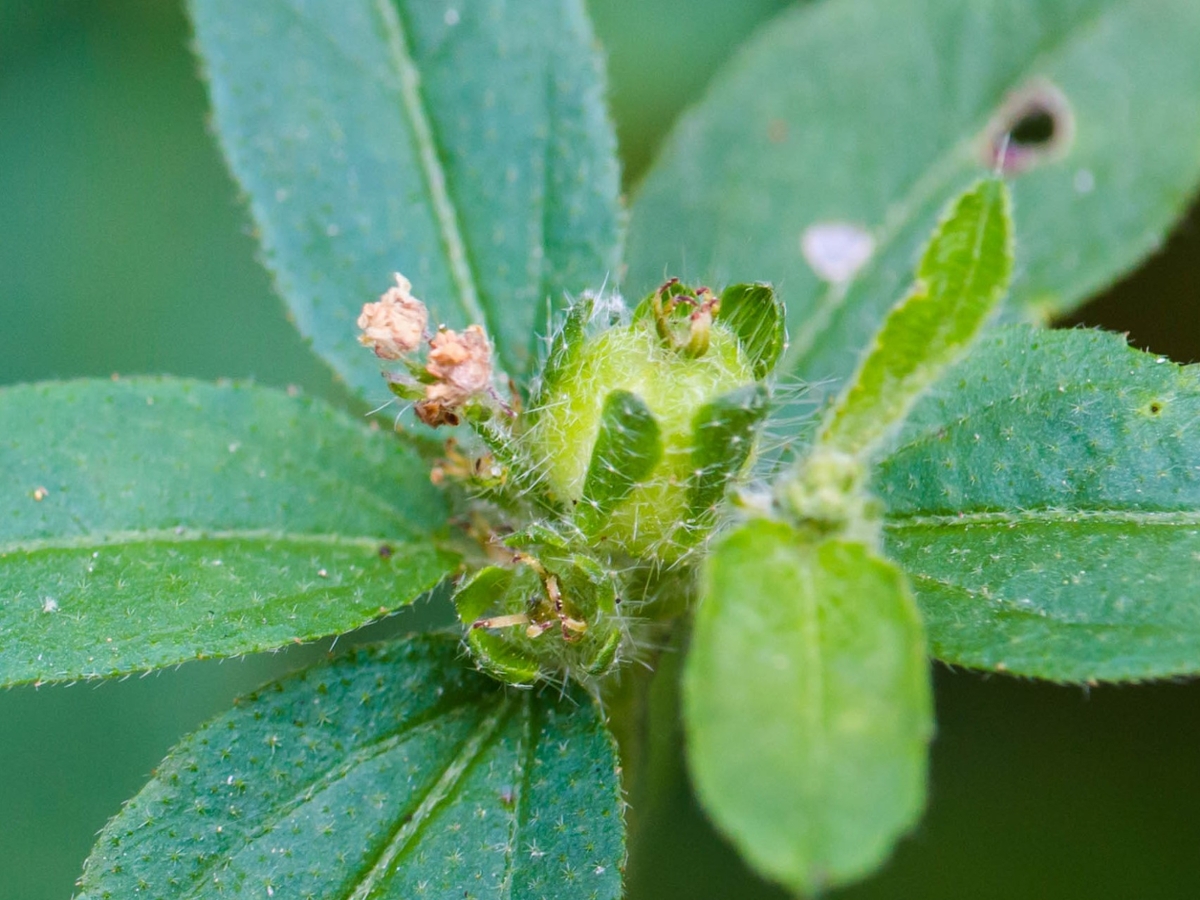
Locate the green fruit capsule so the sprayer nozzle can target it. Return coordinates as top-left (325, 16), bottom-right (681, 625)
top-left (454, 542), bottom-right (624, 686)
top-left (524, 281), bottom-right (781, 559)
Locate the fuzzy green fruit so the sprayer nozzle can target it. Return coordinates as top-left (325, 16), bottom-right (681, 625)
top-left (526, 319), bottom-right (758, 558)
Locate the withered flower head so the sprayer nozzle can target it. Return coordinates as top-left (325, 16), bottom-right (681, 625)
top-left (424, 324), bottom-right (493, 405)
top-left (357, 273), bottom-right (428, 359)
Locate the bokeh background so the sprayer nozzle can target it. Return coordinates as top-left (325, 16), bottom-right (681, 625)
top-left (2, 1), bottom-right (1200, 898)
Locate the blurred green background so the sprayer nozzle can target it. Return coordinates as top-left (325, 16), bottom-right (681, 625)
top-left (2, 1), bottom-right (1200, 898)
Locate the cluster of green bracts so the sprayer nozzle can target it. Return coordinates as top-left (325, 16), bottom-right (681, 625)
top-left (449, 279), bottom-right (786, 684)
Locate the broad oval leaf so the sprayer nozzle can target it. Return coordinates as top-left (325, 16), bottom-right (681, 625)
top-left (819, 179), bottom-right (1013, 457)
top-left (0, 379), bottom-right (458, 686)
top-left (190, 0), bottom-right (623, 394)
top-left (77, 633), bottom-right (625, 899)
top-left (878, 326), bottom-right (1200, 681)
top-left (684, 521), bottom-right (932, 893)
top-left (628, 0), bottom-right (1200, 394)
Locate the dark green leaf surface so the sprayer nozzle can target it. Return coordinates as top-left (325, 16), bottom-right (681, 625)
top-left (0, 379), bottom-right (457, 686)
top-left (578, 390), bottom-right (662, 535)
top-left (190, 0), bottom-right (622, 394)
top-left (820, 180), bottom-right (1012, 456)
top-left (684, 522), bottom-right (932, 893)
top-left (77, 634), bottom-right (625, 899)
top-left (878, 327), bottom-right (1200, 681)
top-left (628, 0), bottom-right (1200, 393)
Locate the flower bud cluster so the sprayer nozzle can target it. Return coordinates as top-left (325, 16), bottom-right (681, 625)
top-left (357, 272), bottom-right (495, 426)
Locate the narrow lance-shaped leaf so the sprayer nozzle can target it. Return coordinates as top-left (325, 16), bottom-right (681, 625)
top-left (577, 390), bottom-right (662, 535)
top-left (77, 634), bottom-right (625, 900)
top-left (878, 326), bottom-right (1200, 682)
top-left (189, 0), bottom-right (622, 394)
top-left (628, 0), bottom-right (1200, 396)
top-left (819, 178), bottom-right (1013, 457)
top-left (684, 520), bottom-right (932, 894)
top-left (0, 379), bottom-right (458, 686)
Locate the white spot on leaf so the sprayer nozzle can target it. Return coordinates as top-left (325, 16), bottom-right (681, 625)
top-left (800, 222), bottom-right (874, 284)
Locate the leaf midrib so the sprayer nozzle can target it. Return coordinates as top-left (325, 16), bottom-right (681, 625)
top-left (0, 527), bottom-right (426, 557)
top-left (345, 695), bottom-right (520, 899)
top-left (373, 0), bottom-right (488, 331)
top-left (885, 508), bottom-right (1200, 529)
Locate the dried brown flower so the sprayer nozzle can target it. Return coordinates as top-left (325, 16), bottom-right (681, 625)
top-left (357, 273), bottom-right (428, 359)
top-left (424, 324), bottom-right (493, 405)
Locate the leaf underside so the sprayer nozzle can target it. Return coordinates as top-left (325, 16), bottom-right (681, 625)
top-left (77, 633), bottom-right (625, 900)
top-left (0, 379), bottom-right (457, 685)
top-left (189, 0), bottom-right (623, 396)
top-left (684, 521), bottom-right (931, 894)
top-left (878, 327), bottom-right (1200, 681)
top-left (628, 0), bottom-right (1200, 400)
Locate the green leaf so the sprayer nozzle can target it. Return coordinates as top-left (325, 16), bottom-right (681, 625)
top-left (683, 383), bottom-right (770, 527)
top-left (189, 0), bottom-right (622, 394)
top-left (628, 0), bottom-right (1200, 392)
top-left (877, 326), bottom-right (1200, 681)
top-left (684, 521), bottom-right (932, 893)
top-left (76, 633), bottom-right (625, 899)
top-left (715, 282), bottom-right (786, 380)
top-left (0, 379), bottom-right (458, 686)
top-left (578, 390), bottom-right (663, 535)
top-left (819, 179), bottom-right (1013, 457)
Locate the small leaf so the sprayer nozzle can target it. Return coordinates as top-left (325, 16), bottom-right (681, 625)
top-left (76, 634), bottom-right (625, 900)
top-left (577, 390), bottom-right (663, 535)
top-left (715, 282), bottom-right (786, 379)
top-left (683, 383), bottom-right (770, 528)
top-left (189, 0), bottom-right (622, 393)
top-left (628, 0), bottom-right (1200, 395)
top-left (0, 379), bottom-right (458, 686)
top-left (684, 521), bottom-right (932, 893)
top-left (819, 178), bottom-right (1013, 457)
top-left (878, 326), bottom-right (1200, 681)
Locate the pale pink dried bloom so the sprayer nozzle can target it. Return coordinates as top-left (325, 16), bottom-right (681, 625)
top-left (425, 325), bottom-right (493, 405)
top-left (357, 273), bottom-right (428, 359)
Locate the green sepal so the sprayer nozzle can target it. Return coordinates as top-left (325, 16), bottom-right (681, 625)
top-left (453, 546), bottom-right (626, 685)
top-left (531, 294), bottom-right (597, 413)
top-left (715, 282), bottom-right (786, 379)
top-left (455, 567), bottom-right (544, 686)
top-left (577, 390), bottom-right (663, 535)
top-left (681, 383), bottom-right (771, 537)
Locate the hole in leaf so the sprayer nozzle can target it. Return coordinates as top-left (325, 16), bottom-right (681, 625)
top-left (1010, 109), bottom-right (1056, 146)
top-left (1148, 400), bottom-right (1164, 415)
top-left (980, 80), bottom-right (1074, 175)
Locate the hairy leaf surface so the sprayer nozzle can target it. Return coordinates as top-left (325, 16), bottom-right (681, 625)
top-left (878, 327), bottom-right (1200, 681)
top-left (0, 379), bottom-right (457, 685)
top-left (190, 0), bottom-right (622, 395)
top-left (629, 0), bottom-right (1200, 395)
top-left (684, 521), bottom-right (932, 893)
top-left (820, 179), bottom-right (1012, 456)
top-left (77, 634), bottom-right (625, 899)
